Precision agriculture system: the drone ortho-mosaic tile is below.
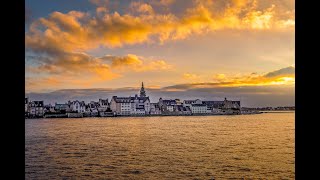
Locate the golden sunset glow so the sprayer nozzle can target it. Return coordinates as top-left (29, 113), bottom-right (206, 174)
top-left (26, 0), bottom-right (294, 106)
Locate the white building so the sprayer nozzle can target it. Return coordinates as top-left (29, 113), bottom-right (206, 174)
top-left (110, 96), bottom-right (150, 115)
top-left (175, 105), bottom-right (192, 115)
top-left (110, 97), bottom-right (132, 115)
top-left (44, 104), bottom-right (55, 113)
top-left (158, 98), bottom-right (178, 112)
top-left (190, 104), bottom-right (207, 114)
top-left (150, 103), bottom-right (161, 115)
top-left (110, 82), bottom-right (150, 116)
top-left (183, 99), bottom-right (202, 108)
top-left (28, 101), bottom-right (44, 117)
top-left (70, 100), bottom-right (86, 113)
top-left (98, 99), bottom-right (109, 111)
top-left (25, 98), bottom-right (28, 113)
top-left (130, 94), bottom-right (150, 115)
top-left (88, 101), bottom-right (100, 116)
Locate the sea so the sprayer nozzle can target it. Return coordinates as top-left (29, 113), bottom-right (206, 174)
top-left (25, 112), bottom-right (295, 179)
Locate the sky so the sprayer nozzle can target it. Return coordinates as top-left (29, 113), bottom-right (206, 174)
top-left (25, 0), bottom-right (295, 107)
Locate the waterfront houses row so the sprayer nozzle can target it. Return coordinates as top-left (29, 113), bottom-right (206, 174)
top-left (25, 82), bottom-right (242, 118)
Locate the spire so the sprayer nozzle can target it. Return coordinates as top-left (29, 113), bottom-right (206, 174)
top-left (140, 82), bottom-right (146, 97)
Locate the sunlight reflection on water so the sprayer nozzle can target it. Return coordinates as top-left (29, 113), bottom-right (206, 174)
top-left (25, 113), bottom-right (294, 179)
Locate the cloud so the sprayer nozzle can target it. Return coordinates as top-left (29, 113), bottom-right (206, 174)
top-left (25, 65), bottom-right (295, 107)
top-left (28, 53), bottom-right (172, 76)
top-left (156, 0), bottom-right (175, 7)
top-left (26, 0), bottom-right (294, 52)
top-left (27, 52), bottom-right (119, 79)
top-left (130, 2), bottom-right (155, 14)
top-left (182, 73), bottom-right (201, 82)
top-left (178, 66), bottom-right (295, 89)
top-left (105, 54), bottom-right (173, 72)
top-left (89, 0), bottom-right (110, 7)
top-left (25, 0), bottom-right (294, 92)
top-left (26, 52), bottom-right (173, 92)
top-left (214, 74), bottom-right (226, 80)
top-left (264, 66), bottom-right (295, 78)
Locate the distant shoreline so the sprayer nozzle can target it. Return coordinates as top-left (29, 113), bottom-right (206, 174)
top-left (25, 111), bottom-right (296, 119)
top-left (260, 110), bottom-right (295, 113)
top-left (25, 112), bottom-right (270, 119)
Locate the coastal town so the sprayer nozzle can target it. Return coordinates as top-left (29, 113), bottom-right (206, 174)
top-left (25, 82), bottom-right (265, 118)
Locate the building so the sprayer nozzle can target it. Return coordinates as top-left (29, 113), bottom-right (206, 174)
top-left (25, 98), bottom-right (28, 113)
top-left (43, 104), bottom-right (55, 113)
top-left (159, 98), bottom-right (178, 112)
top-left (110, 96), bottom-right (151, 115)
top-left (70, 100), bottom-right (86, 113)
top-left (140, 82), bottom-right (146, 97)
top-left (130, 94), bottom-right (150, 115)
top-left (130, 82), bottom-right (151, 115)
top-left (25, 98), bottom-right (29, 118)
top-left (150, 103), bottom-right (161, 115)
top-left (190, 104), bottom-right (207, 114)
top-left (183, 99), bottom-right (208, 114)
top-left (183, 99), bottom-right (202, 108)
top-left (28, 101), bottom-right (44, 117)
top-left (88, 101), bottom-right (100, 116)
top-left (222, 98), bottom-right (241, 110)
top-left (54, 103), bottom-right (70, 112)
top-left (98, 98), bottom-right (109, 111)
top-left (202, 101), bottom-right (224, 113)
top-left (110, 82), bottom-right (150, 116)
top-left (202, 101), bottom-right (224, 108)
top-left (110, 96), bottom-right (132, 115)
top-left (175, 105), bottom-right (192, 115)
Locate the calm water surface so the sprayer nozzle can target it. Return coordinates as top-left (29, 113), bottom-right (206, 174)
top-left (25, 112), bottom-right (295, 179)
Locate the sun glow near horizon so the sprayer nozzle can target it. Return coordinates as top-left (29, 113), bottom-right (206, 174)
top-left (25, 0), bottom-right (294, 106)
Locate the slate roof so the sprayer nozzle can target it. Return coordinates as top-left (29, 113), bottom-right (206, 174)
top-left (89, 102), bottom-right (100, 108)
top-left (161, 99), bottom-right (177, 105)
top-left (30, 101), bottom-right (44, 107)
top-left (55, 103), bottom-right (69, 109)
top-left (183, 100), bottom-right (199, 104)
top-left (99, 99), bottom-right (109, 105)
top-left (191, 104), bottom-right (207, 107)
top-left (176, 105), bottom-right (191, 111)
top-left (202, 101), bottom-right (224, 108)
top-left (112, 96), bottom-right (150, 103)
top-left (72, 100), bottom-right (86, 106)
top-left (232, 101), bottom-right (241, 107)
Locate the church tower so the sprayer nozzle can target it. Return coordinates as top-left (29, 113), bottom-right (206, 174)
top-left (140, 82), bottom-right (146, 97)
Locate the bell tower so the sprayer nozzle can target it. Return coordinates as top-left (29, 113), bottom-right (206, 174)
top-left (140, 82), bottom-right (146, 97)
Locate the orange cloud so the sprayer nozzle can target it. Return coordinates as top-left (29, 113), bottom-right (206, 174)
top-left (25, 75), bottom-right (105, 93)
top-left (215, 74), bottom-right (226, 80)
top-left (105, 54), bottom-right (173, 72)
top-left (26, 53), bottom-right (173, 91)
top-left (180, 66), bottom-right (295, 88)
top-left (130, 2), bottom-right (155, 14)
top-left (26, 0), bottom-right (294, 52)
top-left (210, 66), bottom-right (295, 87)
top-left (183, 73), bottom-right (201, 82)
top-left (25, 0), bottom-right (294, 92)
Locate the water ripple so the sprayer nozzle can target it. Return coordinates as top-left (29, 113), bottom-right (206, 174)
top-left (25, 113), bottom-right (295, 179)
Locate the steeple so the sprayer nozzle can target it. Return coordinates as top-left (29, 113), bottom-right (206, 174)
top-left (140, 82), bottom-right (146, 97)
